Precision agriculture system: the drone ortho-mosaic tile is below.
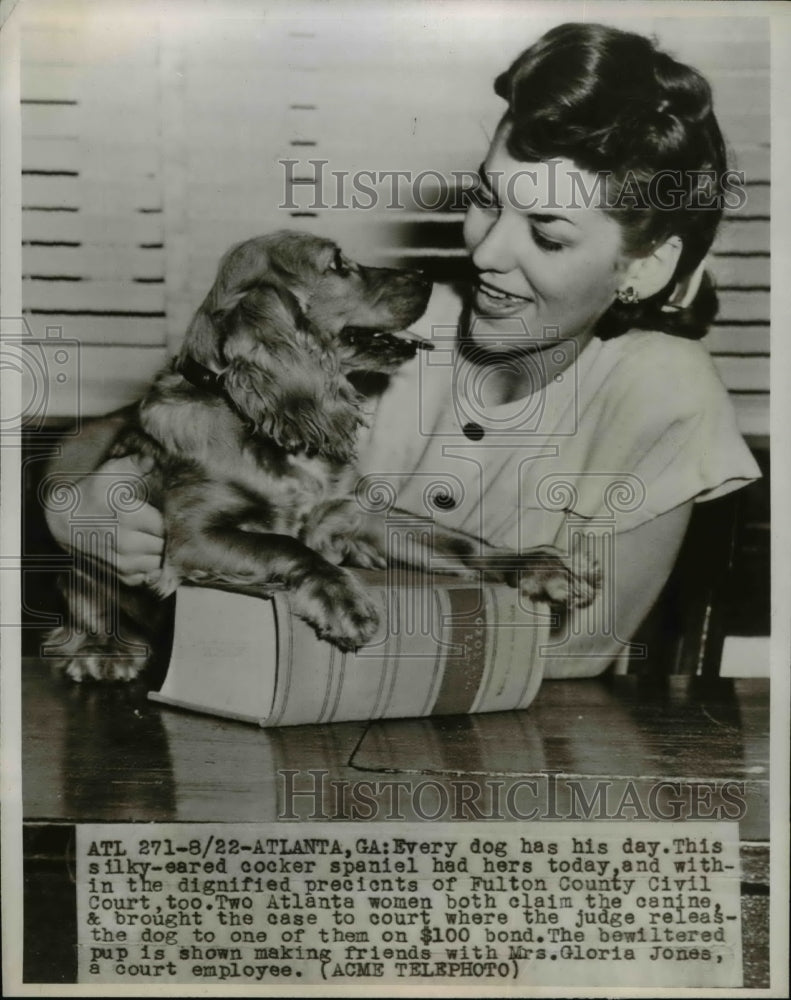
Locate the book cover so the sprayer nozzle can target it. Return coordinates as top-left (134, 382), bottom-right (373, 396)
top-left (149, 571), bottom-right (551, 727)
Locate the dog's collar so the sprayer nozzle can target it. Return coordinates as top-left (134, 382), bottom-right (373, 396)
top-left (178, 356), bottom-right (224, 394)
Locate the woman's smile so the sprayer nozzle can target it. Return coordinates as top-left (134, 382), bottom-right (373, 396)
top-left (474, 277), bottom-right (535, 316)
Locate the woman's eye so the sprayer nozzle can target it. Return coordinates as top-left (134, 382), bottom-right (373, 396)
top-left (532, 229), bottom-right (565, 253)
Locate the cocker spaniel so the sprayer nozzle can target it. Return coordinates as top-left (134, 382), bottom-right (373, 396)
top-left (47, 230), bottom-right (599, 682)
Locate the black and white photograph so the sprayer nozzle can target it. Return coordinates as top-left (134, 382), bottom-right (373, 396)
top-left (1, 0), bottom-right (788, 994)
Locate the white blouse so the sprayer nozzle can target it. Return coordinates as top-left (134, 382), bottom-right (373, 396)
top-left (357, 283), bottom-right (760, 551)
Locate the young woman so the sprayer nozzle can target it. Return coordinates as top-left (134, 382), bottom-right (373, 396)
top-left (45, 22), bottom-right (760, 679)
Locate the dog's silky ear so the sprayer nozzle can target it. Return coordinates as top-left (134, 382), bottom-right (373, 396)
top-left (179, 239), bottom-right (273, 370)
top-left (178, 290), bottom-right (225, 370)
top-left (220, 283), bottom-right (364, 463)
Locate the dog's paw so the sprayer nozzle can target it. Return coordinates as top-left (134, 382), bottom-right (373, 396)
top-left (149, 560), bottom-right (182, 597)
top-left (292, 568), bottom-right (380, 651)
top-left (64, 654), bottom-right (148, 683)
top-left (517, 543), bottom-right (601, 610)
top-left (299, 500), bottom-right (363, 566)
top-left (50, 649), bottom-right (148, 683)
top-left (44, 627), bottom-right (149, 682)
top-left (342, 535), bottom-right (387, 570)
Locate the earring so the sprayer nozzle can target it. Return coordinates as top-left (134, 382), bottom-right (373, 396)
top-left (616, 286), bottom-right (640, 305)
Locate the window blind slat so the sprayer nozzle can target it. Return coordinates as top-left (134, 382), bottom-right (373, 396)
top-left (22, 176), bottom-right (161, 210)
top-left (23, 212), bottom-right (164, 245)
top-left (710, 255), bottom-right (769, 288)
top-left (731, 395), bottom-right (770, 439)
top-left (22, 316), bottom-right (167, 347)
top-left (21, 137), bottom-right (79, 171)
top-left (712, 356), bottom-right (770, 392)
top-left (23, 245), bottom-right (165, 280)
top-left (704, 326), bottom-right (769, 356)
top-left (717, 290), bottom-right (769, 324)
top-left (23, 279), bottom-right (165, 314)
top-left (713, 220), bottom-right (769, 254)
top-left (725, 185), bottom-right (769, 218)
top-left (21, 104), bottom-right (80, 137)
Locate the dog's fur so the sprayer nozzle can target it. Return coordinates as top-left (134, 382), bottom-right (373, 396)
top-left (48, 231), bottom-right (599, 682)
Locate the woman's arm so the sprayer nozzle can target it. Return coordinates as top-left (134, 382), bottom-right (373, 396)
top-left (47, 410), bottom-right (129, 476)
top-left (44, 412), bottom-right (165, 586)
top-left (543, 501), bottom-right (694, 678)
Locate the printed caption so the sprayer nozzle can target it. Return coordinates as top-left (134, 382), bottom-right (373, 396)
top-left (77, 821), bottom-right (742, 987)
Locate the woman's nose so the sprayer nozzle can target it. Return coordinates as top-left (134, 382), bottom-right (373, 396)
top-left (469, 212), bottom-right (518, 273)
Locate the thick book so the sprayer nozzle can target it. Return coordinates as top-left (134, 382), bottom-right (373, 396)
top-left (149, 570), bottom-right (550, 726)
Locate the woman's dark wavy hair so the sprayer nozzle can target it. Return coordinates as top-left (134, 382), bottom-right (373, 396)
top-left (494, 22), bottom-right (728, 340)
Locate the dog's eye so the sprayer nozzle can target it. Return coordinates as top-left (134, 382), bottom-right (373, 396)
top-left (328, 249), bottom-right (350, 276)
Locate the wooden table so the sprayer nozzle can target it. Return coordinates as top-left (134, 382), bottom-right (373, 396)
top-left (21, 660), bottom-right (770, 987)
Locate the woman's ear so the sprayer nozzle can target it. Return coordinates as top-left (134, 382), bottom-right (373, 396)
top-left (617, 236), bottom-right (683, 302)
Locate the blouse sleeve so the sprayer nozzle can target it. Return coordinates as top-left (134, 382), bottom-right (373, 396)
top-left (566, 334), bottom-right (761, 533)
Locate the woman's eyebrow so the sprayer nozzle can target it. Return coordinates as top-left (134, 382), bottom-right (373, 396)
top-left (530, 212), bottom-right (579, 228)
top-left (477, 165), bottom-right (581, 227)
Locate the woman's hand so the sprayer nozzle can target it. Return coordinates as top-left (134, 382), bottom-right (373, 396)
top-left (543, 502), bottom-right (694, 678)
top-left (45, 454), bottom-right (165, 587)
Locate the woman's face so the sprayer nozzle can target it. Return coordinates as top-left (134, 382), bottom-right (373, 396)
top-left (463, 129), bottom-right (628, 357)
